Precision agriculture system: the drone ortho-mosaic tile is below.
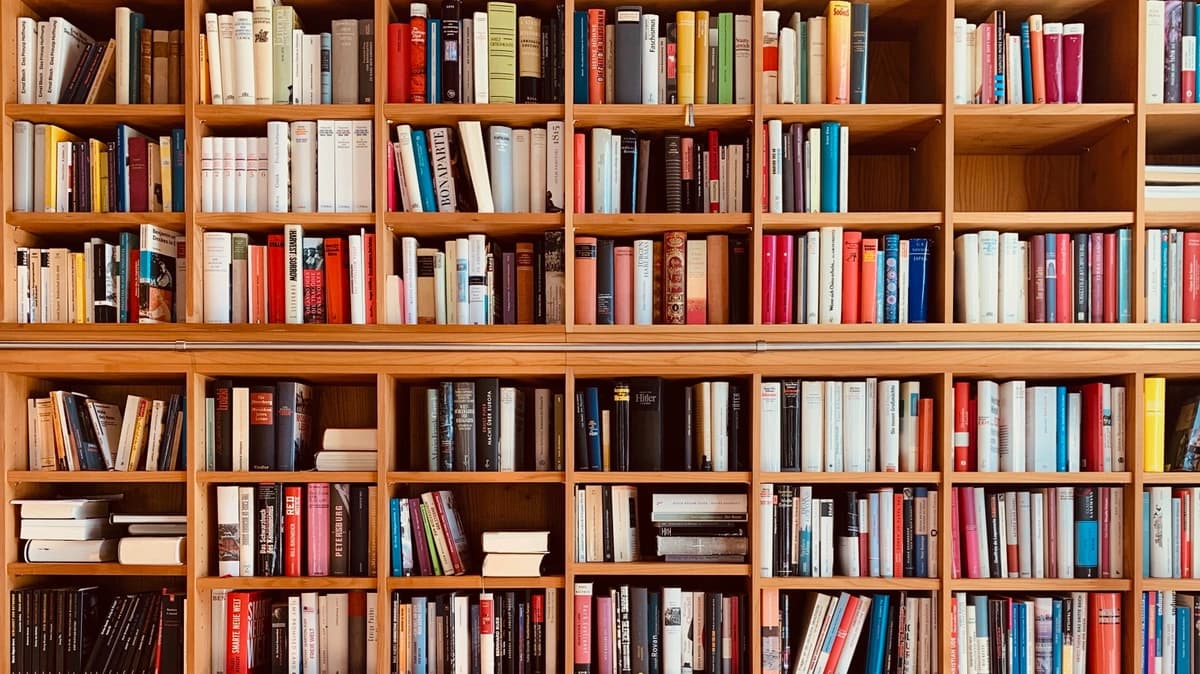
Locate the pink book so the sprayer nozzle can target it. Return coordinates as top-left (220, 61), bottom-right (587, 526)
top-left (950, 487), bottom-right (962, 578)
top-left (1043, 24), bottom-right (1064, 103)
top-left (1030, 233), bottom-right (1046, 323)
top-left (775, 234), bottom-right (794, 324)
top-left (613, 245), bottom-right (633, 325)
top-left (979, 23), bottom-right (996, 104)
top-left (386, 141), bottom-right (398, 211)
top-left (761, 234), bottom-right (777, 324)
top-left (1089, 233), bottom-right (1104, 322)
top-left (959, 486), bottom-right (981, 579)
top-left (596, 596), bottom-right (614, 674)
top-left (1062, 24), bottom-right (1084, 103)
top-left (306, 483), bottom-right (330, 576)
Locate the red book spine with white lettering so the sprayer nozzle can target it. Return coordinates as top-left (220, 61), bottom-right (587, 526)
top-left (587, 10), bottom-right (606, 103)
top-left (893, 492), bottom-right (904, 577)
top-left (1089, 232), bottom-right (1104, 322)
top-left (1055, 233), bottom-right (1071, 323)
top-left (267, 234), bottom-right (285, 324)
top-left (774, 234), bottom-right (793, 324)
top-left (1179, 488), bottom-right (1193, 578)
top-left (979, 22), bottom-right (996, 104)
top-left (574, 584), bottom-right (593, 673)
top-left (950, 487), bottom-right (962, 578)
top-left (573, 133), bottom-right (586, 214)
top-left (127, 245), bottom-right (140, 323)
top-left (707, 130), bottom-right (720, 212)
top-left (409, 15), bottom-right (427, 103)
top-left (841, 231), bottom-right (862, 323)
top-left (324, 238), bottom-right (349, 324)
top-left (364, 231), bottom-right (377, 323)
top-left (761, 234), bottom-right (776, 324)
top-left (283, 486), bottom-right (302, 576)
top-left (1103, 233), bottom-right (1116, 322)
top-left (860, 238), bottom-right (878, 323)
top-left (387, 23), bottom-right (411, 103)
top-left (1184, 232), bottom-right (1200, 322)
top-left (953, 381), bottom-right (971, 471)
top-left (1088, 592), bottom-right (1122, 674)
top-left (1080, 382), bottom-right (1104, 471)
top-left (225, 592), bottom-right (251, 674)
top-left (824, 595), bottom-right (860, 672)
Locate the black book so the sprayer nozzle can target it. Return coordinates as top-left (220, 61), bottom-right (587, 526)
top-left (647, 590), bottom-right (661, 674)
top-left (665, 22), bottom-right (678, 103)
top-left (682, 385), bottom-right (694, 471)
top-left (776, 485), bottom-right (793, 576)
top-left (94, 241), bottom-right (117, 323)
top-left (502, 250), bottom-right (517, 324)
top-left (728, 236), bottom-right (749, 323)
top-left (475, 377), bottom-right (500, 470)
top-left (59, 42), bottom-right (97, 104)
top-left (840, 491), bottom-right (859, 575)
top-left (357, 19), bottom-right (375, 103)
top-left (256, 482), bottom-right (282, 575)
top-left (519, 593), bottom-right (529, 672)
top-left (613, 381), bottom-right (631, 471)
top-left (534, 239), bottom-right (546, 324)
top-left (613, 6), bottom-right (643, 103)
top-left (782, 131), bottom-right (794, 212)
top-left (106, 141), bottom-right (118, 213)
top-left (453, 381), bottom-right (477, 470)
top-left (439, 381), bottom-right (456, 470)
top-left (540, 19), bottom-right (552, 104)
top-left (551, 6), bottom-right (565, 103)
top-left (518, 17), bottom-right (542, 103)
top-left (630, 586), bottom-right (649, 674)
top-left (1074, 231), bottom-right (1090, 322)
top-left (596, 239), bottom-right (615, 325)
top-left (270, 601), bottom-right (288, 674)
top-left (350, 484), bottom-right (371, 575)
top-left (729, 384), bottom-right (744, 470)
top-left (81, 594), bottom-right (121, 674)
top-left (470, 604), bottom-right (482, 674)
top-left (706, 592), bottom-right (722, 674)
top-left (781, 380), bottom-right (801, 470)
top-left (693, 138), bottom-right (705, 213)
top-left (620, 132), bottom-right (639, 213)
top-left (157, 393), bottom-right (184, 470)
top-left (984, 491), bottom-right (1001, 579)
top-left (881, 592), bottom-right (900, 672)
top-left (602, 484), bottom-right (614, 561)
top-left (156, 591), bottom-right (185, 674)
top-left (64, 393), bottom-right (105, 470)
top-left (989, 598), bottom-right (1006, 674)
top-left (441, 0), bottom-right (461, 102)
top-left (274, 381), bottom-right (312, 470)
top-left (664, 135), bottom-right (682, 213)
top-left (574, 391), bottom-right (589, 470)
top-left (628, 377), bottom-right (662, 471)
top-left (779, 593), bottom-right (791, 673)
top-left (496, 593), bottom-right (506, 674)
top-left (330, 482), bottom-right (351, 576)
top-left (249, 385), bottom-right (276, 470)
top-left (505, 591), bottom-right (517, 674)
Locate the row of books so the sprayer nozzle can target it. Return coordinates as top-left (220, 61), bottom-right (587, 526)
top-left (573, 234), bottom-right (748, 326)
top-left (763, 4), bottom-right (870, 106)
top-left (762, 591), bottom-right (936, 674)
top-left (760, 486), bottom-right (937, 580)
top-left (388, 492), bottom-right (472, 576)
top-left (1144, 591), bottom-right (1200, 674)
top-left (760, 379), bottom-right (934, 473)
top-left (216, 483), bottom-right (377, 578)
top-left (392, 590), bottom-right (558, 674)
top-left (10, 588), bottom-right (185, 674)
top-left (575, 379), bottom-right (745, 472)
top-left (955, 229), bottom-right (1134, 324)
top-left (202, 6), bottom-right (373, 105)
top-left (952, 486), bottom-right (1125, 580)
top-left (953, 14), bottom-right (1085, 104)
top-left (577, 8), bottom-right (752, 105)
top-left (17, 499), bottom-right (185, 566)
top-left (950, 592), bottom-right (1121, 674)
top-left (390, 233), bottom-right (565, 325)
top-left (574, 491), bottom-right (748, 563)
top-left (404, 381), bottom-right (562, 471)
top-left (1144, 486), bottom-right (1200, 579)
top-left (201, 122), bottom-right (373, 213)
top-left (212, 590), bottom-right (376, 674)
top-left (207, 380), bottom-right (312, 471)
top-left (762, 231), bottom-right (933, 324)
top-left (203, 228), bottom-right (376, 325)
top-left (1146, 0), bottom-right (1198, 104)
top-left (1166, 383), bottom-right (1200, 472)
top-left (26, 391), bottom-right (185, 472)
top-left (387, 2), bottom-right (564, 104)
top-left (953, 379), bottom-right (1128, 473)
top-left (1144, 164), bottom-right (1200, 212)
top-left (574, 585), bottom-right (747, 674)
top-left (765, 121), bottom-right (850, 214)
top-left (1147, 228), bottom-right (1200, 323)
top-left (13, 123), bottom-right (185, 214)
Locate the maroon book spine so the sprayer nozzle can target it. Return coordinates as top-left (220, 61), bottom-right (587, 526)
top-left (1030, 233), bottom-right (1046, 323)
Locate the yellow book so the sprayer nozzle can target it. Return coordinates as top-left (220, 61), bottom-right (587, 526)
top-left (38, 125), bottom-right (81, 212)
top-left (825, 1), bottom-right (852, 104)
top-left (72, 253), bottom-right (86, 324)
top-left (694, 11), bottom-right (710, 104)
top-left (98, 150), bottom-right (110, 213)
top-left (1145, 376), bottom-right (1167, 471)
top-left (88, 139), bottom-right (105, 212)
top-left (199, 39), bottom-right (210, 105)
top-left (676, 11), bottom-right (696, 104)
top-left (159, 136), bottom-right (172, 213)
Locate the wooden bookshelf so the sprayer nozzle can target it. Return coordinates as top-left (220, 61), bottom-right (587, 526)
top-left (0, 0), bottom-right (1187, 671)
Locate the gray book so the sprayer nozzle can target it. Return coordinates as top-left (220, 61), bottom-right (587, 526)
top-left (488, 125), bottom-right (514, 213)
top-left (330, 19), bottom-right (359, 104)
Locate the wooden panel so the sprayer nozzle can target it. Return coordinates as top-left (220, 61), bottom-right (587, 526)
top-left (954, 154), bottom-right (1081, 211)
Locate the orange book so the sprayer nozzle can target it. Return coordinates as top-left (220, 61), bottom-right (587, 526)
top-left (685, 239), bottom-right (707, 324)
top-left (663, 231), bottom-right (687, 324)
top-left (841, 230), bottom-right (862, 323)
top-left (1029, 14), bottom-right (1046, 103)
top-left (574, 236), bottom-right (598, 324)
top-left (324, 238), bottom-right (349, 324)
top-left (573, 133), bottom-right (586, 213)
top-left (516, 242), bottom-right (535, 324)
top-left (694, 11), bottom-right (710, 103)
top-left (588, 9), bottom-right (607, 103)
top-left (706, 234), bottom-right (729, 324)
top-left (613, 245), bottom-right (633, 324)
top-left (860, 238), bottom-right (879, 323)
top-left (826, 1), bottom-right (853, 104)
top-left (410, 12), bottom-right (427, 103)
top-left (822, 595), bottom-right (860, 670)
top-left (918, 397), bottom-right (934, 471)
top-left (199, 40), bottom-right (210, 104)
top-left (1089, 592), bottom-right (1121, 674)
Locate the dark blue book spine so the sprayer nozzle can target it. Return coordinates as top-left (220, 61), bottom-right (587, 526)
top-left (118, 232), bottom-right (135, 322)
top-left (819, 122), bottom-right (840, 213)
top-left (574, 12), bottom-right (589, 103)
top-left (171, 128), bottom-right (186, 213)
top-left (1020, 22), bottom-right (1034, 103)
top-left (864, 594), bottom-right (887, 673)
top-left (1055, 386), bottom-right (1068, 470)
top-left (129, 13), bottom-right (144, 103)
top-left (585, 386), bottom-right (602, 469)
top-left (907, 238), bottom-right (930, 323)
top-left (1045, 233), bottom-right (1057, 322)
top-left (914, 487), bottom-right (928, 577)
top-left (427, 20), bottom-right (442, 103)
top-left (411, 130), bottom-right (438, 212)
top-left (1051, 599), bottom-right (1063, 672)
top-left (883, 234), bottom-right (900, 323)
top-left (390, 498), bottom-right (402, 575)
top-left (115, 126), bottom-right (129, 212)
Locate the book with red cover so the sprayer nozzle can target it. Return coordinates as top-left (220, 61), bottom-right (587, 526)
top-left (306, 483), bottom-right (330, 576)
top-left (430, 490), bottom-right (468, 575)
top-left (1185, 232), bottom-right (1200, 322)
top-left (1089, 232), bottom-right (1104, 322)
top-left (966, 398), bottom-right (978, 473)
top-left (516, 242), bottom-right (535, 324)
top-left (364, 231), bottom-right (377, 323)
top-left (587, 9), bottom-right (606, 103)
top-left (823, 595), bottom-right (860, 670)
top-left (127, 136), bottom-right (150, 212)
top-left (574, 236), bottom-right (598, 324)
top-left (1103, 233), bottom-right (1116, 323)
top-left (979, 22), bottom-right (996, 104)
top-left (1088, 592), bottom-right (1121, 674)
top-left (410, 13), bottom-right (427, 103)
top-left (841, 231), bottom-right (862, 324)
top-left (1044, 28), bottom-right (1063, 103)
top-left (707, 130), bottom-right (720, 212)
top-left (774, 234), bottom-right (793, 324)
top-left (126, 245), bottom-right (140, 323)
top-left (408, 498), bottom-right (433, 576)
top-left (226, 591), bottom-right (268, 674)
top-left (1030, 233), bottom-right (1046, 322)
top-left (302, 238), bottom-right (326, 324)
top-left (387, 23), bottom-right (411, 103)
top-left (1180, 488), bottom-right (1193, 578)
top-left (918, 397), bottom-right (934, 471)
top-left (761, 234), bottom-right (777, 324)
top-left (325, 238), bottom-right (349, 324)
top-left (860, 238), bottom-right (879, 323)
top-left (892, 492), bottom-right (904, 575)
top-left (1055, 233), bottom-right (1071, 323)
top-left (574, 585), bottom-right (593, 672)
top-left (953, 381), bottom-right (971, 471)
top-left (1062, 25), bottom-right (1083, 103)
top-left (283, 486), bottom-right (302, 576)
top-left (267, 234), bottom-right (285, 324)
top-left (573, 133), bottom-right (586, 213)
top-left (1080, 382), bottom-right (1104, 471)
top-left (596, 596), bottom-right (613, 674)
top-left (663, 231), bottom-right (687, 324)
top-left (613, 245), bottom-right (633, 324)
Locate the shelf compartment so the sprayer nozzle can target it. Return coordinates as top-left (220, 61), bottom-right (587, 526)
top-left (387, 575), bottom-right (566, 590)
top-left (383, 104), bottom-right (565, 127)
top-left (7, 211), bottom-right (185, 235)
top-left (8, 470), bottom-right (186, 483)
top-left (387, 471), bottom-right (565, 484)
top-left (8, 562), bottom-right (186, 576)
top-left (953, 105), bottom-right (1133, 154)
top-left (763, 104), bottom-right (943, 150)
top-left (196, 104), bottom-right (374, 127)
top-left (197, 471), bottom-right (378, 484)
top-left (760, 472), bottom-right (941, 484)
top-left (952, 211), bottom-right (1135, 232)
top-left (759, 576), bottom-right (940, 590)
top-left (573, 105), bottom-right (753, 132)
top-left (384, 212), bottom-right (563, 238)
top-left (572, 562), bottom-right (750, 576)
top-left (194, 212), bottom-right (376, 232)
top-left (1146, 105), bottom-right (1200, 153)
top-left (762, 212), bottom-right (943, 232)
top-left (197, 576), bottom-right (378, 590)
top-left (572, 213), bottom-right (752, 237)
top-left (949, 577), bottom-right (1131, 591)
top-left (950, 471), bottom-right (1132, 485)
top-left (574, 471), bottom-right (751, 484)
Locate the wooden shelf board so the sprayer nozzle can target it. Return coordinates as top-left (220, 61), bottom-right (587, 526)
top-left (1143, 472), bottom-right (1200, 484)
top-left (5, 104), bottom-right (185, 128)
top-left (1146, 104), bottom-right (1200, 153)
top-left (384, 212), bottom-right (564, 237)
top-left (951, 471), bottom-right (1131, 484)
top-left (758, 576), bottom-right (940, 590)
top-left (196, 576), bottom-right (377, 590)
top-left (0, 323), bottom-right (569, 345)
top-left (195, 104), bottom-right (373, 126)
top-left (196, 471), bottom-right (378, 484)
top-left (949, 577), bottom-right (1131, 591)
top-left (572, 213), bottom-right (753, 236)
top-left (387, 575), bottom-right (566, 590)
top-left (762, 104), bottom-right (943, 149)
top-left (383, 104), bottom-right (565, 127)
top-left (954, 0), bottom-right (1112, 19)
top-left (953, 104), bottom-right (1133, 154)
top-left (952, 211), bottom-right (1135, 232)
top-left (1145, 211), bottom-right (1200, 226)
top-left (8, 470), bottom-right (186, 483)
top-left (573, 104), bottom-right (754, 131)
top-left (760, 472), bottom-right (940, 484)
top-left (8, 562), bottom-right (186, 576)
top-left (194, 212), bottom-right (375, 231)
top-left (761, 212), bottom-right (943, 232)
top-left (387, 471), bottom-right (564, 484)
top-left (7, 211), bottom-right (186, 235)
top-left (573, 471), bottom-right (751, 484)
top-left (1142, 578), bottom-right (1200, 590)
top-left (572, 562), bottom-right (750, 576)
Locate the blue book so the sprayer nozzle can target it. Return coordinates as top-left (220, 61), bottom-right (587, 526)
top-left (1075, 488), bottom-right (1099, 576)
top-left (489, 126), bottom-right (515, 212)
top-left (171, 128), bottom-right (186, 213)
top-left (1144, 592), bottom-right (1152, 671)
top-left (883, 234), bottom-right (900, 323)
top-left (818, 594), bottom-right (850, 660)
top-left (1055, 386), bottom-right (1068, 470)
top-left (129, 12), bottom-right (145, 103)
top-left (1144, 493), bottom-right (1152, 575)
top-left (118, 232), bottom-right (135, 322)
top-left (914, 487), bottom-right (928, 577)
top-left (1051, 599), bottom-right (1064, 672)
top-left (1180, 605), bottom-right (1193, 673)
top-left (427, 20), bottom-right (442, 103)
top-left (864, 594), bottom-right (889, 673)
top-left (819, 122), bottom-right (840, 212)
top-left (1157, 592), bottom-right (1165, 660)
top-left (1162, 230), bottom-right (1170, 322)
top-left (799, 508), bottom-right (812, 575)
top-left (413, 595), bottom-right (428, 674)
top-left (1118, 228), bottom-right (1132, 323)
top-left (875, 250), bottom-right (885, 320)
top-left (1020, 22), bottom-right (1034, 103)
top-left (320, 33), bottom-right (333, 104)
top-left (974, 595), bottom-right (989, 652)
top-left (1013, 603), bottom-right (1026, 674)
top-left (410, 130), bottom-right (438, 212)
top-left (574, 12), bottom-right (589, 103)
top-left (585, 386), bottom-right (602, 469)
top-left (390, 498), bottom-right (403, 575)
top-left (1045, 233), bottom-right (1057, 321)
top-left (907, 238), bottom-right (931, 323)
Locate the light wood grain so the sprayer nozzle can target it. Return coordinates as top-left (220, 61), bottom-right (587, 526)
top-left (196, 576), bottom-right (378, 590)
top-left (758, 576), bottom-right (941, 590)
top-left (386, 471), bottom-right (566, 484)
top-left (8, 470), bottom-right (187, 483)
top-left (950, 471), bottom-right (1132, 485)
top-left (954, 104), bottom-right (1135, 153)
top-left (8, 562), bottom-right (187, 576)
top-left (195, 471), bottom-right (378, 484)
top-left (387, 574), bottom-right (566, 590)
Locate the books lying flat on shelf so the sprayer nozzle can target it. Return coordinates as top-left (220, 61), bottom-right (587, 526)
top-left (765, 121), bottom-right (850, 213)
top-left (17, 497), bottom-right (116, 561)
top-left (764, 4), bottom-right (871, 105)
top-left (574, 485), bottom-right (640, 562)
top-left (953, 13), bottom-right (1085, 104)
top-left (315, 427), bottom-right (377, 471)
top-left (1147, 228), bottom-right (1200, 324)
top-left (1146, 0), bottom-right (1198, 103)
top-left (217, 483), bottom-right (377, 577)
top-left (117, 535), bottom-right (185, 565)
top-left (759, 485), bottom-right (937, 579)
top-left (387, 491), bottom-right (472, 576)
top-left (205, 380), bottom-right (312, 471)
top-left (201, 121), bottom-right (373, 213)
top-left (203, 5), bottom-right (373, 104)
top-left (26, 390), bottom-right (186, 471)
top-left (481, 529), bottom-right (550, 576)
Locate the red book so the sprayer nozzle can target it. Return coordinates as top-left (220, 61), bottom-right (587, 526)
top-left (1180, 488), bottom-right (1193, 578)
top-left (574, 585), bottom-right (593, 669)
top-left (226, 591), bottom-right (267, 674)
top-left (587, 9), bottom-right (606, 103)
top-left (774, 234), bottom-right (793, 324)
top-left (950, 487), bottom-right (962, 578)
top-left (841, 231), bottom-right (862, 323)
top-left (283, 486), bottom-right (302, 576)
top-left (663, 231), bottom-right (687, 324)
top-left (613, 245), bottom-right (633, 324)
top-left (707, 130), bottom-right (720, 212)
top-left (1089, 232), bottom-right (1104, 322)
top-left (430, 491), bottom-right (466, 574)
top-left (1088, 592), bottom-right (1121, 674)
top-left (409, 14), bottom-right (427, 103)
top-left (387, 23), bottom-right (411, 103)
top-left (823, 595), bottom-right (860, 672)
top-left (1055, 233), bottom-right (1071, 323)
top-left (918, 397), bottom-right (934, 472)
top-left (761, 234), bottom-right (777, 324)
top-left (267, 234), bottom-right (285, 324)
top-left (480, 594), bottom-right (495, 657)
top-left (573, 133), bottom-right (586, 213)
top-left (127, 136), bottom-right (149, 212)
top-left (966, 398), bottom-right (978, 472)
top-left (126, 245), bottom-right (139, 323)
top-left (860, 238), bottom-right (879, 323)
top-left (364, 231), bottom-right (377, 323)
top-left (1184, 232), bottom-right (1200, 322)
top-left (953, 381), bottom-right (971, 471)
top-left (1080, 382), bottom-right (1104, 471)
top-left (306, 483), bottom-right (330, 576)
top-left (1062, 24), bottom-right (1084, 103)
top-left (386, 141), bottom-right (398, 211)
top-left (596, 597), bottom-right (613, 674)
top-left (979, 22), bottom-right (996, 104)
top-left (1044, 28), bottom-right (1063, 103)
top-left (1030, 233), bottom-right (1046, 322)
top-left (1103, 233), bottom-right (1116, 322)
top-left (893, 492), bottom-right (904, 576)
top-left (324, 238), bottom-right (349, 324)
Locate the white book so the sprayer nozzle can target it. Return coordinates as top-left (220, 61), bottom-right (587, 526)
top-left (818, 226), bottom-right (843, 323)
top-left (807, 130), bottom-right (820, 212)
top-left (998, 380), bottom-right (1026, 471)
top-left (712, 381), bottom-right (730, 471)
top-left (658, 586), bottom-right (682, 673)
top-left (231, 391), bottom-right (250, 471)
top-left (1016, 490), bottom-right (1032, 577)
top-left (348, 234), bottom-right (366, 324)
top-left (216, 486), bottom-right (240, 576)
top-left (204, 13), bottom-right (225, 104)
top-left (807, 16), bottom-right (826, 103)
top-left (734, 14), bottom-right (753, 103)
top-left (547, 121), bottom-right (565, 211)
top-left (779, 27), bottom-right (796, 104)
top-left (289, 122), bottom-right (315, 212)
top-left (955, 234), bottom-right (981, 322)
top-left (1147, 1), bottom-right (1166, 103)
top-left (212, 589), bottom-right (229, 673)
top-left (283, 224), bottom-right (303, 324)
top-left (236, 137), bottom-right (252, 212)
top-left (13, 121), bottom-right (34, 213)
top-left (975, 380), bottom-right (1000, 471)
top-left (759, 383), bottom-right (782, 472)
top-left (1030, 490), bottom-right (1046, 577)
top-left (219, 136), bottom-right (235, 212)
top-left (287, 596), bottom-right (302, 673)
top-left (823, 380), bottom-right (843, 471)
top-left (839, 126), bottom-right (849, 213)
top-left (291, 28), bottom-right (304, 103)
top-left (842, 381), bottom-right (867, 471)
top-left (204, 232), bottom-right (233, 323)
top-left (316, 121), bottom-right (337, 211)
top-left (1006, 34), bottom-right (1022, 103)
top-left (267, 121), bottom-right (290, 211)
top-left (455, 238), bottom-right (471, 324)
top-left (633, 240), bottom-right (653, 324)
top-left (642, 14), bottom-right (660, 103)
top-left (975, 230), bottom-right (999, 322)
top-left (1068, 391), bottom-right (1082, 471)
top-left (251, 0), bottom-right (274, 104)
top-left (530, 127), bottom-right (547, 213)
top-left (1056, 487), bottom-right (1075, 578)
top-left (468, 234), bottom-right (487, 324)
top-left (1147, 229), bottom-right (1162, 322)
top-left (898, 381), bottom-right (920, 471)
top-left (762, 11), bottom-right (780, 104)
top-left (591, 128), bottom-right (613, 213)
top-left (997, 232), bottom-right (1022, 322)
top-left (231, 12), bottom-right (256, 104)
top-left (44, 17), bottom-right (93, 104)
top-left (301, 592), bottom-right (319, 674)
top-left (1025, 386), bottom-right (1057, 471)
top-left (434, 252), bottom-right (447, 324)
top-left (352, 120), bottom-right (374, 212)
top-left (1150, 486), bottom-right (1172, 577)
top-left (301, 34), bottom-right (320, 104)
top-left (256, 137), bottom-right (270, 211)
top-left (402, 236), bottom-right (419, 325)
top-left (17, 17), bottom-right (37, 104)
top-left (609, 133), bottom-right (621, 213)
top-left (800, 380), bottom-right (824, 472)
top-left (473, 12), bottom-right (489, 103)
top-left (953, 18), bottom-right (969, 103)
top-left (805, 231), bottom-right (820, 323)
top-left (767, 120), bottom-right (783, 213)
top-left (457, 121), bottom-right (494, 212)
top-left (512, 129), bottom-right (531, 212)
top-left (333, 121), bottom-right (355, 213)
top-left (394, 125), bottom-right (424, 212)
top-left (462, 17), bottom-right (474, 103)
top-left (878, 379), bottom-right (900, 471)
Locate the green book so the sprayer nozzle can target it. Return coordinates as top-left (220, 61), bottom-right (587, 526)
top-left (272, 6), bottom-right (301, 103)
top-left (487, 2), bottom-right (518, 103)
top-left (420, 503), bottom-right (443, 575)
top-left (799, 22), bottom-right (808, 104)
top-left (129, 12), bottom-right (144, 103)
top-left (718, 13), bottom-right (733, 103)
